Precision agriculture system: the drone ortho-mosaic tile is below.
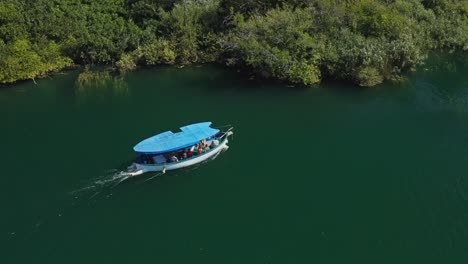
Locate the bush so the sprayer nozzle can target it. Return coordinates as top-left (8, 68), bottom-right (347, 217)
top-left (136, 39), bottom-right (176, 65)
top-left (355, 66), bottom-right (384, 87)
top-left (116, 53), bottom-right (137, 73)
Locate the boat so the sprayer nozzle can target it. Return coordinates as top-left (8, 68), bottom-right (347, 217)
top-left (127, 122), bottom-right (233, 176)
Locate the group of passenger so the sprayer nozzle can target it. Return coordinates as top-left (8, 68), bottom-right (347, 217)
top-left (196, 139), bottom-right (210, 154)
top-left (137, 138), bottom-right (222, 164)
top-left (166, 138), bottom-right (220, 163)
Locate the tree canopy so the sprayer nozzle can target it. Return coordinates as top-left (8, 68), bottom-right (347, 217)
top-left (0, 0), bottom-right (467, 86)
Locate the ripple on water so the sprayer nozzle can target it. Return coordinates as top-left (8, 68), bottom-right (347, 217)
top-left (414, 76), bottom-right (468, 113)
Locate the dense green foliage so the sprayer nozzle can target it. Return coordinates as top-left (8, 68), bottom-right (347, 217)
top-left (1, 0), bottom-right (467, 86)
top-left (224, 0), bottom-right (467, 85)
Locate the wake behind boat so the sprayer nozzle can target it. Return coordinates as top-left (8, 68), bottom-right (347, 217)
top-left (127, 122), bottom-right (233, 176)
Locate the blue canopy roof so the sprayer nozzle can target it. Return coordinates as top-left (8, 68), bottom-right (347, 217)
top-left (133, 122), bottom-right (220, 154)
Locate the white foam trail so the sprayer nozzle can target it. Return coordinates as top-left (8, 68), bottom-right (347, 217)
top-left (141, 172), bottom-right (164, 183)
top-left (69, 170), bottom-right (130, 197)
top-left (109, 173), bottom-right (130, 188)
top-left (95, 171), bottom-right (128, 186)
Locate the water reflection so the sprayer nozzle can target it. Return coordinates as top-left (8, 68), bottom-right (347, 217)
top-left (74, 69), bottom-right (129, 104)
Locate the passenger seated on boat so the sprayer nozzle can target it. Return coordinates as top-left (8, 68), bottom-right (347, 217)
top-left (197, 146), bottom-right (203, 154)
top-left (182, 152), bottom-right (187, 159)
top-left (187, 151), bottom-right (193, 158)
top-left (212, 139), bottom-right (219, 147)
top-left (170, 155), bottom-right (179, 163)
top-left (200, 139), bottom-right (207, 148)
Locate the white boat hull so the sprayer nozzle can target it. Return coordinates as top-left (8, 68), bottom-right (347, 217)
top-left (129, 138), bottom-right (229, 176)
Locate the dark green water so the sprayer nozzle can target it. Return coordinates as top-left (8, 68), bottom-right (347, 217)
top-left (1, 55), bottom-right (468, 263)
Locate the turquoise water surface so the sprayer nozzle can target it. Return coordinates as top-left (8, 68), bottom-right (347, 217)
top-left (1, 54), bottom-right (468, 263)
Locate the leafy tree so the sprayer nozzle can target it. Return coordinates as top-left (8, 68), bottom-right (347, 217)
top-left (159, 0), bottom-right (221, 63)
top-left (0, 0), bottom-right (467, 86)
top-left (0, 1), bottom-right (27, 42)
top-left (225, 7), bottom-right (322, 85)
top-left (0, 39), bottom-right (71, 83)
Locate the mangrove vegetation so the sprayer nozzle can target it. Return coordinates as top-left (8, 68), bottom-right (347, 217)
top-left (0, 0), bottom-right (467, 86)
